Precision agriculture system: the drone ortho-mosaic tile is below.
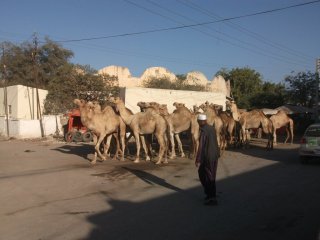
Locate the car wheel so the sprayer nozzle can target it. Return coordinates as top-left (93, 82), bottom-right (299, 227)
top-left (82, 131), bottom-right (93, 142)
top-left (65, 132), bottom-right (74, 143)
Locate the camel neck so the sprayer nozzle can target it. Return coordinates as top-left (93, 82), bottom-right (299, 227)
top-left (116, 103), bottom-right (134, 125)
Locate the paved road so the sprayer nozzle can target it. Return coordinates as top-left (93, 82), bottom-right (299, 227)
top-left (0, 138), bottom-right (319, 240)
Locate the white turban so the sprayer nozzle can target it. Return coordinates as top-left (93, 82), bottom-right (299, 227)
top-left (197, 114), bottom-right (207, 120)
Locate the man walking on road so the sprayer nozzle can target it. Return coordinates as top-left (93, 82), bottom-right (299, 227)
top-left (195, 114), bottom-right (220, 205)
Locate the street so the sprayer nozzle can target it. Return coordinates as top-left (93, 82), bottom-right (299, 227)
top-left (0, 138), bottom-right (319, 240)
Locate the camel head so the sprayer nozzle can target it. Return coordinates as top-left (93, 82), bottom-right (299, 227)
top-left (108, 96), bottom-right (123, 105)
top-left (193, 105), bottom-right (200, 113)
top-left (199, 103), bottom-right (208, 112)
top-left (159, 104), bottom-right (169, 116)
top-left (73, 99), bottom-right (86, 108)
top-left (173, 102), bottom-right (185, 109)
top-left (87, 101), bottom-right (102, 113)
top-left (137, 101), bottom-right (147, 111)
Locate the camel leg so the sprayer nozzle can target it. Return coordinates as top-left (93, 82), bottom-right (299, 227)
top-left (91, 134), bottom-right (98, 164)
top-left (175, 134), bottom-right (185, 158)
top-left (284, 127), bottom-right (290, 144)
top-left (112, 133), bottom-right (120, 160)
top-left (133, 132), bottom-right (141, 163)
top-left (95, 133), bottom-right (107, 163)
top-left (169, 132), bottom-right (176, 159)
top-left (154, 133), bottom-right (165, 165)
top-left (140, 135), bottom-right (151, 161)
top-left (273, 130), bottom-right (278, 145)
top-left (120, 133), bottom-right (126, 161)
top-left (102, 135), bottom-right (112, 160)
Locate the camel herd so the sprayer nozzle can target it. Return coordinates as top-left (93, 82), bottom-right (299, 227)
top-left (73, 97), bottom-right (294, 165)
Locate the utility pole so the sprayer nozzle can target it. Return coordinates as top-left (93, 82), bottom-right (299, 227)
top-left (316, 58), bottom-right (320, 123)
top-left (32, 34), bottom-right (44, 137)
top-left (1, 45), bottom-right (9, 137)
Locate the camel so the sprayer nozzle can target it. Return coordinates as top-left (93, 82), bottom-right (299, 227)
top-left (151, 102), bottom-right (199, 159)
top-left (226, 101), bottom-right (244, 147)
top-left (239, 109), bottom-right (274, 150)
top-left (270, 110), bottom-right (294, 144)
top-left (217, 108), bottom-right (236, 146)
top-left (108, 97), bottom-right (167, 164)
top-left (73, 99), bottom-right (126, 164)
top-left (199, 102), bottom-right (226, 152)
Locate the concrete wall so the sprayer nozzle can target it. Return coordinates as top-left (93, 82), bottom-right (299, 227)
top-left (0, 115), bottom-right (63, 139)
top-left (119, 87), bottom-right (226, 114)
top-left (0, 85), bottom-right (47, 120)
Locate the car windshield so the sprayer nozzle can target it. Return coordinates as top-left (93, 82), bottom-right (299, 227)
top-left (305, 126), bottom-right (320, 137)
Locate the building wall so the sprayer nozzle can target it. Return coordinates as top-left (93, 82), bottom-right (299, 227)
top-left (140, 66), bottom-right (177, 83)
top-left (98, 65), bottom-right (230, 95)
top-left (0, 85), bottom-right (47, 120)
top-left (119, 87), bottom-right (226, 114)
top-left (0, 115), bottom-right (63, 138)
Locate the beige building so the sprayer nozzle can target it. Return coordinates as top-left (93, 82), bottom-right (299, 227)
top-left (185, 71), bottom-right (209, 87)
top-left (0, 85), bottom-right (47, 120)
top-left (120, 87), bottom-right (227, 113)
top-left (98, 65), bottom-right (141, 87)
top-left (98, 65), bottom-right (230, 97)
top-left (140, 66), bottom-right (177, 84)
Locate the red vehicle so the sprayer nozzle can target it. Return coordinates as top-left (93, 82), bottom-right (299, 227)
top-left (64, 109), bottom-right (93, 142)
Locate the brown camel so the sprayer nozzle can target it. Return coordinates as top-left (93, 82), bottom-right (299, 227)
top-left (109, 97), bottom-right (167, 164)
top-left (216, 107), bottom-right (236, 146)
top-left (239, 110), bottom-right (274, 149)
top-left (270, 110), bottom-right (294, 144)
top-left (73, 99), bottom-right (126, 164)
top-left (199, 102), bottom-right (226, 152)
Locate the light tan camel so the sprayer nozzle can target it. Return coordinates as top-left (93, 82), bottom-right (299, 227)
top-left (109, 97), bottom-right (167, 164)
top-left (199, 102), bottom-right (226, 152)
top-left (239, 110), bottom-right (274, 149)
top-left (73, 99), bottom-right (126, 164)
top-left (270, 110), bottom-right (294, 144)
top-left (152, 102), bottom-right (199, 159)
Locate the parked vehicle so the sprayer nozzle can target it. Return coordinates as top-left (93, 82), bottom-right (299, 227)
top-left (64, 109), bottom-right (93, 143)
top-left (299, 123), bottom-right (320, 163)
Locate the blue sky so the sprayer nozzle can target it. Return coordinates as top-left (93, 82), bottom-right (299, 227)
top-left (1, 0), bottom-right (319, 83)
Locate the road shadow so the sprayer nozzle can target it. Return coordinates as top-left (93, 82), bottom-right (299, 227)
top-left (85, 161), bottom-right (320, 240)
top-left (52, 143), bottom-right (94, 162)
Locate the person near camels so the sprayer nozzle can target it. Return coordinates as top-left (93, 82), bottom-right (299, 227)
top-left (195, 114), bottom-right (220, 206)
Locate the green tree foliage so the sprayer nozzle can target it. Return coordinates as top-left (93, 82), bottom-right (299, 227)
top-left (143, 74), bottom-right (205, 91)
top-left (0, 39), bottom-right (73, 88)
top-left (1, 38), bottom-right (117, 114)
top-left (284, 71), bottom-right (318, 107)
top-left (44, 65), bottom-right (118, 114)
top-left (216, 67), bottom-right (286, 109)
top-left (216, 67), bottom-right (263, 109)
top-left (249, 82), bottom-right (286, 109)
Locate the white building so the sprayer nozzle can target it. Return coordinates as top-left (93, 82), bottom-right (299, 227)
top-left (119, 87), bottom-right (227, 114)
top-left (0, 85), bottom-right (63, 138)
top-left (0, 85), bottom-right (47, 120)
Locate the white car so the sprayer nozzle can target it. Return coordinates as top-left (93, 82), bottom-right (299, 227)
top-left (299, 123), bottom-right (320, 163)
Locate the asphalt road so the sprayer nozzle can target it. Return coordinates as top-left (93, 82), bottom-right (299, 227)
top-left (0, 138), bottom-right (319, 240)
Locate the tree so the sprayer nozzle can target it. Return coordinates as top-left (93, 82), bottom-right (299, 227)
top-left (216, 67), bottom-right (263, 109)
top-left (284, 71), bottom-right (318, 107)
top-left (0, 38), bottom-right (73, 89)
top-left (249, 82), bottom-right (286, 109)
top-left (44, 65), bottom-right (118, 114)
